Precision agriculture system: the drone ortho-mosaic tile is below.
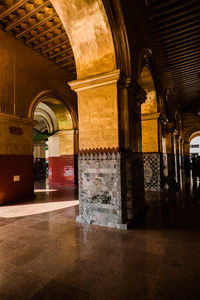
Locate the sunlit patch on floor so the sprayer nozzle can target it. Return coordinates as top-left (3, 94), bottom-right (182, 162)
top-left (34, 189), bottom-right (58, 192)
top-left (0, 200), bottom-right (79, 218)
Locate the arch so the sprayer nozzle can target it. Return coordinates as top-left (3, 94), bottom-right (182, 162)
top-left (50, 0), bottom-right (117, 79)
top-left (140, 66), bottom-right (157, 114)
top-left (32, 93), bottom-right (78, 187)
top-left (34, 102), bottom-right (59, 134)
top-left (189, 131), bottom-right (200, 143)
top-left (28, 90), bottom-right (78, 130)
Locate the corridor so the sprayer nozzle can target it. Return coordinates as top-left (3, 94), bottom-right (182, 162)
top-left (0, 184), bottom-right (200, 299)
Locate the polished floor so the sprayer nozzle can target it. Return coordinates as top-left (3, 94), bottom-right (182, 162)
top-left (0, 181), bottom-right (200, 299)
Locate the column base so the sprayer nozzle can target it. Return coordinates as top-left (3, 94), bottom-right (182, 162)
top-left (77, 151), bottom-right (145, 229)
top-left (76, 215), bottom-right (128, 229)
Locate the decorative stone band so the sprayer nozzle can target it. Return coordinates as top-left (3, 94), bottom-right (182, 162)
top-left (79, 147), bottom-right (119, 154)
top-left (78, 151), bottom-right (120, 160)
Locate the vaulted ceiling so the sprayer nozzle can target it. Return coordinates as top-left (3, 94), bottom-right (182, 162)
top-left (0, 0), bottom-right (76, 74)
top-left (147, 0), bottom-right (200, 112)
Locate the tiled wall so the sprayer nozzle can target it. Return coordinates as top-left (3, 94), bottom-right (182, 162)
top-left (77, 151), bottom-right (145, 228)
top-left (0, 155), bottom-right (34, 204)
top-left (78, 152), bottom-right (124, 228)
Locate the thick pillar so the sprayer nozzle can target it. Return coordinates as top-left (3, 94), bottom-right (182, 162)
top-left (48, 129), bottom-right (76, 186)
top-left (70, 71), bottom-right (146, 228)
top-left (0, 113), bottom-right (34, 204)
top-left (70, 70), bottom-right (126, 228)
top-left (164, 124), bottom-right (176, 180)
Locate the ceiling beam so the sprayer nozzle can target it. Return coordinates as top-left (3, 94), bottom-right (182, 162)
top-left (41, 40), bottom-right (69, 54)
top-left (165, 37), bottom-right (200, 51)
top-left (49, 48), bottom-right (72, 59)
top-left (151, 0), bottom-right (178, 11)
top-left (171, 66), bottom-right (200, 75)
top-left (169, 57), bottom-right (200, 68)
top-left (159, 10), bottom-right (200, 29)
top-left (0, 0), bottom-right (29, 20)
top-left (167, 50), bottom-right (200, 62)
top-left (153, 1), bottom-right (198, 18)
top-left (162, 18), bottom-right (199, 36)
top-left (5, 0), bottom-right (50, 32)
top-left (64, 66), bottom-right (76, 72)
top-left (166, 43), bottom-right (200, 56)
top-left (61, 60), bottom-right (75, 67)
top-left (34, 32), bottom-right (66, 49)
top-left (164, 31), bottom-right (199, 47)
top-left (157, 5), bottom-right (200, 24)
top-left (55, 54), bottom-right (74, 63)
top-left (25, 22), bottom-right (62, 44)
top-left (168, 53), bottom-right (200, 65)
top-left (162, 28), bottom-right (199, 44)
top-left (16, 12), bottom-right (57, 39)
top-left (161, 25), bottom-right (199, 43)
top-left (172, 73), bottom-right (200, 80)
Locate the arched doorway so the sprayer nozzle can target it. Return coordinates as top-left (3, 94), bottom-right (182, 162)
top-left (31, 94), bottom-right (78, 187)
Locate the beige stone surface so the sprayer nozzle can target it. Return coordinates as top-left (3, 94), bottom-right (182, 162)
top-left (142, 118), bottom-right (159, 152)
top-left (51, 0), bottom-right (116, 79)
top-left (0, 113), bottom-right (33, 155)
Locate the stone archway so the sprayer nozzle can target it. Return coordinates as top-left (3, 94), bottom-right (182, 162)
top-left (31, 93), bottom-right (78, 187)
top-left (48, 0), bottom-right (137, 228)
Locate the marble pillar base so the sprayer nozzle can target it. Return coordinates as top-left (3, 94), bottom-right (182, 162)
top-left (77, 151), bottom-right (145, 229)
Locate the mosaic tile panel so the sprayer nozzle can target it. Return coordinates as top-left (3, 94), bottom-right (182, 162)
top-left (77, 152), bottom-right (127, 229)
top-left (143, 153), bottom-right (162, 191)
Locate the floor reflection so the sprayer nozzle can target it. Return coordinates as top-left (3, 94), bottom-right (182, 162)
top-left (143, 179), bottom-right (200, 230)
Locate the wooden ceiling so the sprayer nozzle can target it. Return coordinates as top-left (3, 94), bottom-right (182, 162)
top-left (147, 0), bottom-right (200, 111)
top-left (0, 0), bottom-right (76, 74)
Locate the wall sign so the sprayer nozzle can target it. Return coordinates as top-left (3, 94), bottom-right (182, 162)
top-left (9, 127), bottom-right (23, 136)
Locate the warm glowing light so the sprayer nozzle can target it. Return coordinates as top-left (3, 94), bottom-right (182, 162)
top-left (34, 189), bottom-right (58, 192)
top-left (0, 200), bottom-right (79, 218)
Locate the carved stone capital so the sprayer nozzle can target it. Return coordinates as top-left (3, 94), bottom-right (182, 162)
top-left (118, 74), bottom-right (147, 105)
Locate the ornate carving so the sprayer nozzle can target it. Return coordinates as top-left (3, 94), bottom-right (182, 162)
top-left (79, 147), bottom-right (119, 154)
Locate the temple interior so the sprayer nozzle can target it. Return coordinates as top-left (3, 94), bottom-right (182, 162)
top-left (0, 0), bottom-right (200, 299)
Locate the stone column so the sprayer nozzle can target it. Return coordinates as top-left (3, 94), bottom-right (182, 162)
top-left (69, 70), bottom-right (146, 228)
top-left (0, 113), bottom-right (34, 204)
top-left (165, 124), bottom-right (175, 178)
top-left (118, 78), bottom-right (146, 222)
top-left (142, 112), bottom-right (163, 191)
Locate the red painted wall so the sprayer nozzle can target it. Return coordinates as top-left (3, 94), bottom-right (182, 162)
top-left (48, 155), bottom-right (76, 186)
top-left (0, 155), bottom-right (34, 204)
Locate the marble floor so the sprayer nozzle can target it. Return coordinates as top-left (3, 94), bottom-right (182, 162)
top-left (0, 181), bottom-right (200, 299)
